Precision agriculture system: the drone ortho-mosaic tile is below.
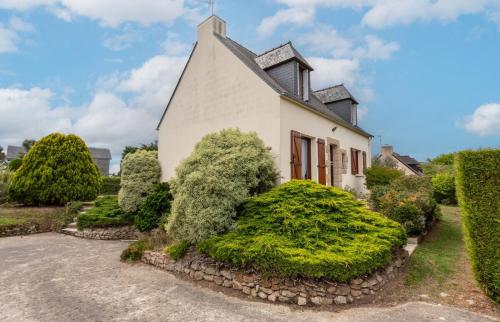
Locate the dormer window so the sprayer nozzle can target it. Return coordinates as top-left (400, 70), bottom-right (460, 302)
top-left (298, 65), bottom-right (309, 101)
top-left (351, 104), bottom-right (358, 126)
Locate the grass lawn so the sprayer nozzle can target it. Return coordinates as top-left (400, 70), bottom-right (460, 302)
top-left (0, 205), bottom-right (68, 231)
top-left (372, 205), bottom-right (498, 317)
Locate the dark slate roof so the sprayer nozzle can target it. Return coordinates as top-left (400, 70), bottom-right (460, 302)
top-left (6, 145), bottom-right (111, 160)
top-left (314, 84), bottom-right (359, 105)
top-left (255, 42), bottom-right (313, 70)
top-left (395, 154), bottom-right (419, 165)
top-left (6, 146), bottom-right (25, 160)
top-left (89, 147), bottom-right (112, 160)
top-left (214, 34), bottom-right (372, 138)
top-left (392, 153), bottom-right (423, 175)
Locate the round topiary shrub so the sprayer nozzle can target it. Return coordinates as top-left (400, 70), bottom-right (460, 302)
top-left (167, 129), bottom-right (278, 243)
top-left (118, 150), bottom-right (161, 213)
top-left (198, 180), bottom-right (406, 281)
top-left (134, 183), bottom-right (172, 232)
top-left (431, 172), bottom-right (456, 204)
top-left (8, 133), bottom-right (102, 206)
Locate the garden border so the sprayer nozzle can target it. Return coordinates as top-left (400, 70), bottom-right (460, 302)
top-left (62, 225), bottom-right (139, 240)
top-left (142, 247), bottom-right (409, 306)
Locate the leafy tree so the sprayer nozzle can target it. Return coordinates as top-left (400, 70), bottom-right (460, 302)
top-left (121, 141), bottom-right (158, 159)
top-left (22, 139), bottom-right (36, 152)
top-left (118, 150), bottom-right (161, 213)
top-left (0, 146), bottom-right (5, 163)
top-left (8, 133), bottom-right (102, 205)
top-left (134, 183), bottom-right (172, 232)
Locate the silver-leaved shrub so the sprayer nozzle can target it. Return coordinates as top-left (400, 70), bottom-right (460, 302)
top-left (118, 150), bottom-right (161, 213)
top-left (166, 129), bottom-right (277, 243)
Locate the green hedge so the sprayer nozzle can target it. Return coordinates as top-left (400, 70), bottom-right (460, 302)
top-left (364, 166), bottom-right (404, 189)
top-left (134, 183), bottom-right (172, 232)
top-left (77, 195), bottom-right (133, 230)
top-left (455, 149), bottom-right (500, 303)
top-left (431, 172), bottom-right (456, 204)
top-left (198, 180), bottom-right (406, 281)
top-left (101, 176), bottom-right (120, 195)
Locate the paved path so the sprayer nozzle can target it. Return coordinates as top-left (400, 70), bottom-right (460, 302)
top-left (0, 233), bottom-right (496, 322)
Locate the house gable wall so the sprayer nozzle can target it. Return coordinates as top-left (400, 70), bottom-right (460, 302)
top-left (158, 28), bottom-right (281, 181)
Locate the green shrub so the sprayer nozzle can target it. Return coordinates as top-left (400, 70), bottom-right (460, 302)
top-left (455, 149), bottom-right (500, 303)
top-left (372, 176), bottom-right (440, 235)
top-left (121, 240), bottom-right (154, 262)
top-left (118, 150), bottom-right (161, 213)
top-left (8, 158), bottom-right (23, 171)
top-left (100, 176), bottom-right (120, 195)
top-left (134, 183), bottom-right (172, 232)
top-left (364, 166), bottom-right (404, 189)
top-left (8, 133), bottom-right (102, 206)
top-left (167, 129), bottom-right (278, 243)
top-left (77, 195), bottom-right (133, 230)
top-left (198, 180), bottom-right (406, 281)
top-left (165, 240), bottom-right (190, 260)
top-left (431, 172), bottom-right (456, 204)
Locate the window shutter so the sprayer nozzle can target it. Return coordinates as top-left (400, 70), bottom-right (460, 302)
top-left (351, 148), bottom-right (358, 175)
top-left (290, 131), bottom-right (302, 179)
top-left (362, 151), bottom-right (367, 173)
top-left (317, 139), bottom-right (326, 184)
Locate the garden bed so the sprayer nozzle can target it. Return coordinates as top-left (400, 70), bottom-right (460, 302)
top-left (0, 205), bottom-right (68, 237)
top-left (141, 246), bottom-right (409, 307)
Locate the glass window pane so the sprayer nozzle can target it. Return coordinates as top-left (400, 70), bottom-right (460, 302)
top-left (301, 139), bottom-right (309, 179)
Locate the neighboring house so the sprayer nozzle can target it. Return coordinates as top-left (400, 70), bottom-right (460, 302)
top-left (157, 16), bottom-right (373, 193)
top-left (375, 145), bottom-right (423, 176)
top-left (6, 145), bottom-right (112, 176)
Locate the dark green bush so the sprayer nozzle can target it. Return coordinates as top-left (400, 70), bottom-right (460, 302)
top-left (165, 240), bottom-right (190, 260)
top-left (121, 240), bottom-right (154, 262)
top-left (8, 158), bottom-right (23, 171)
top-left (364, 166), bottom-right (404, 189)
top-left (198, 180), bottom-right (406, 281)
top-left (100, 176), bottom-right (120, 195)
top-left (431, 172), bottom-right (456, 204)
top-left (77, 195), bottom-right (133, 230)
top-left (134, 183), bottom-right (172, 232)
top-left (371, 176), bottom-right (440, 235)
top-left (455, 149), bottom-right (500, 303)
top-left (8, 133), bottom-right (102, 206)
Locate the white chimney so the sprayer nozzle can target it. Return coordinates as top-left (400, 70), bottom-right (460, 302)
top-left (197, 15), bottom-right (226, 41)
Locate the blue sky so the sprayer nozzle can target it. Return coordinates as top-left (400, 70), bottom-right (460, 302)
top-left (1, 0), bottom-right (499, 173)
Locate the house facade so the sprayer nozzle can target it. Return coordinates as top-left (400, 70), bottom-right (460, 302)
top-left (158, 16), bottom-right (372, 193)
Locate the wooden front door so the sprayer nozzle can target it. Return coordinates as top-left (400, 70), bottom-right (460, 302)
top-left (317, 139), bottom-right (326, 185)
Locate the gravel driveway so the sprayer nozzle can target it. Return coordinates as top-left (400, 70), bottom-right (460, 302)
top-left (0, 233), bottom-right (496, 322)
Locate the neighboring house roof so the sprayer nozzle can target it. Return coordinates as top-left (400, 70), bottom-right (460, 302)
top-left (375, 152), bottom-right (423, 175)
top-left (88, 147), bottom-right (112, 160)
top-left (314, 84), bottom-right (359, 105)
top-left (213, 34), bottom-right (372, 138)
top-left (255, 42), bottom-right (313, 70)
top-left (6, 145), bottom-right (111, 161)
top-left (6, 146), bottom-right (26, 161)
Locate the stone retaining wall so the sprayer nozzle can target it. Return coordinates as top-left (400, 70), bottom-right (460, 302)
top-left (0, 223), bottom-right (52, 238)
top-left (142, 248), bottom-right (409, 307)
top-left (72, 226), bottom-right (138, 240)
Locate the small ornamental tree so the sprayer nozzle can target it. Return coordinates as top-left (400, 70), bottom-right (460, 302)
top-left (8, 133), bottom-right (102, 205)
top-left (167, 129), bottom-right (278, 243)
top-left (118, 150), bottom-right (161, 213)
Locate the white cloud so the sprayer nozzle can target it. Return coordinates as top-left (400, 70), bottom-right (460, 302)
top-left (265, 0), bottom-right (500, 30)
top-left (357, 106), bottom-right (369, 120)
top-left (258, 6), bottom-right (315, 36)
top-left (0, 17), bottom-right (34, 53)
top-left (163, 32), bottom-right (191, 55)
top-left (463, 103), bottom-right (500, 136)
top-left (354, 35), bottom-right (400, 60)
top-left (103, 27), bottom-right (142, 51)
top-left (0, 0), bottom-right (192, 27)
top-left (297, 25), bottom-right (352, 57)
top-left (308, 57), bottom-right (359, 89)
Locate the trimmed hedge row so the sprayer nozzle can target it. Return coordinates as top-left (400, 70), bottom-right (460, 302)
top-left (101, 176), bottom-right (120, 195)
top-left (455, 149), bottom-right (500, 303)
top-left (77, 195), bottom-right (133, 230)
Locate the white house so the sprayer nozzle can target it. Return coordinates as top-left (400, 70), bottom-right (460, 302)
top-left (157, 16), bottom-right (373, 193)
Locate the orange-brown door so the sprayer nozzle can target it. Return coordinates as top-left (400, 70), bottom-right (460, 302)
top-left (291, 131), bottom-right (302, 179)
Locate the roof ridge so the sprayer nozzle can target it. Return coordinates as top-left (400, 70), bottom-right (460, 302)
top-left (256, 41), bottom-right (292, 57)
top-left (225, 36), bottom-right (257, 56)
top-left (313, 84), bottom-right (345, 93)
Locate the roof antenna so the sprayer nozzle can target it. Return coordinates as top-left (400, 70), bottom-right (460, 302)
top-left (207, 0), bottom-right (214, 16)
